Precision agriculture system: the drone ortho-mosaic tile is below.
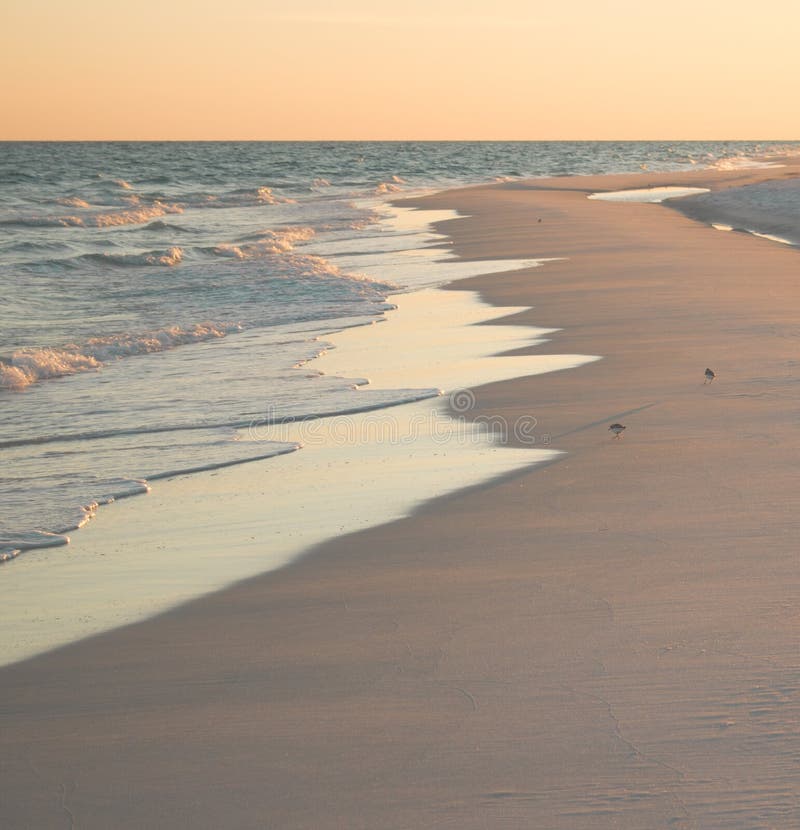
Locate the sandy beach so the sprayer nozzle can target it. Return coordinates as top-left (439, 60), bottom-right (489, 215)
top-left (4, 161), bottom-right (800, 828)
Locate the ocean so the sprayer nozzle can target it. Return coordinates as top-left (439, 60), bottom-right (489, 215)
top-left (2, 140), bottom-right (799, 566)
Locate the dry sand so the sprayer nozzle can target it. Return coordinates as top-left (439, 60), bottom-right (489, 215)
top-left (3, 163), bottom-right (800, 828)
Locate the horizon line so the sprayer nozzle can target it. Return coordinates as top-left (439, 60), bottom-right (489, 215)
top-left (2, 137), bottom-right (798, 144)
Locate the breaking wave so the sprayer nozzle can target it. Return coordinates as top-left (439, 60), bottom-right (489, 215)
top-left (281, 253), bottom-right (398, 288)
top-left (375, 181), bottom-right (403, 194)
top-left (209, 226), bottom-right (315, 259)
top-left (1, 201), bottom-right (184, 229)
top-left (0, 322), bottom-right (243, 391)
top-left (181, 186), bottom-right (294, 208)
top-left (84, 246), bottom-right (184, 267)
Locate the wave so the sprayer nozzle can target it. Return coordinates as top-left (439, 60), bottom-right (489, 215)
top-left (710, 155), bottom-right (785, 171)
top-left (0, 321), bottom-right (243, 392)
top-left (0, 446), bottom-right (302, 563)
top-left (1, 386), bottom-right (441, 451)
top-left (208, 226), bottom-right (315, 259)
top-left (345, 214), bottom-right (381, 230)
top-left (1, 200), bottom-right (184, 229)
top-left (0, 530), bottom-right (67, 562)
top-left (139, 220), bottom-right (191, 232)
top-left (711, 224), bottom-right (797, 247)
top-left (0, 350), bottom-right (102, 390)
top-left (68, 478), bottom-right (152, 530)
top-left (279, 253), bottom-right (399, 288)
top-left (205, 228), bottom-right (398, 286)
top-left (144, 443), bottom-right (300, 482)
top-left (180, 186), bottom-right (294, 209)
top-left (1, 214), bottom-right (86, 228)
top-left (84, 245), bottom-right (184, 267)
top-left (4, 185), bottom-right (295, 231)
top-left (375, 181), bottom-right (403, 194)
top-left (54, 196), bottom-right (91, 208)
top-left (1, 239), bottom-right (71, 254)
top-left (80, 201), bottom-right (185, 228)
top-left (0, 478), bottom-right (151, 564)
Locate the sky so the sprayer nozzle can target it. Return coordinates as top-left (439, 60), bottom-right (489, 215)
top-left (1, 0), bottom-right (798, 140)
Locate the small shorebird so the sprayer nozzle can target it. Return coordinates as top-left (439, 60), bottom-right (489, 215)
top-left (608, 423), bottom-right (626, 439)
top-left (704, 368), bottom-right (716, 384)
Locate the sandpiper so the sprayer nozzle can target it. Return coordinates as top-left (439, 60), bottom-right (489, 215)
top-left (609, 423), bottom-right (626, 439)
top-left (704, 368), bottom-right (716, 384)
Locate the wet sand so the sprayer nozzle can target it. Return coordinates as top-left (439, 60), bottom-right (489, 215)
top-left (3, 162), bottom-right (800, 828)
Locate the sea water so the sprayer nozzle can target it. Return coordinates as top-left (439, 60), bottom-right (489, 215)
top-left (2, 140), bottom-right (799, 563)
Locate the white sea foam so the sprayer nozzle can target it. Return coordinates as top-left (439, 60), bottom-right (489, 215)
top-left (79, 322), bottom-right (241, 360)
top-left (0, 322), bottom-right (243, 391)
top-left (713, 221), bottom-right (796, 247)
top-left (3, 201), bottom-right (184, 229)
top-left (748, 230), bottom-right (795, 245)
top-left (0, 530), bottom-right (69, 554)
top-left (211, 226), bottom-right (315, 259)
top-left (181, 186), bottom-right (294, 208)
top-left (375, 182), bottom-right (403, 194)
top-left (710, 155), bottom-right (784, 171)
top-left (89, 202), bottom-right (184, 227)
top-left (283, 253), bottom-right (399, 287)
top-left (0, 350), bottom-right (102, 390)
top-left (2, 214), bottom-right (86, 228)
top-left (89, 246), bottom-right (184, 266)
top-left (588, 186), bottom-right (710, 203)
top-left (347, 215), bottom-right (381, 230)
top-left (73, 479), bottom-right (152, 528)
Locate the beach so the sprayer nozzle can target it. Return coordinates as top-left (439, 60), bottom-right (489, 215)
top-left (4, 160), bottom-right (800, 828)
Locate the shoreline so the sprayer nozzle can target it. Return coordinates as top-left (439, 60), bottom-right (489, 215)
top-left (1, 279), bottom-right (591, 667)
top-left (4, 161), bottom-right (800, 827)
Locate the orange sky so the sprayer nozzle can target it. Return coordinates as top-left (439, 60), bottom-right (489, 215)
top-left (2, 0), bottom-right (798, 140)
